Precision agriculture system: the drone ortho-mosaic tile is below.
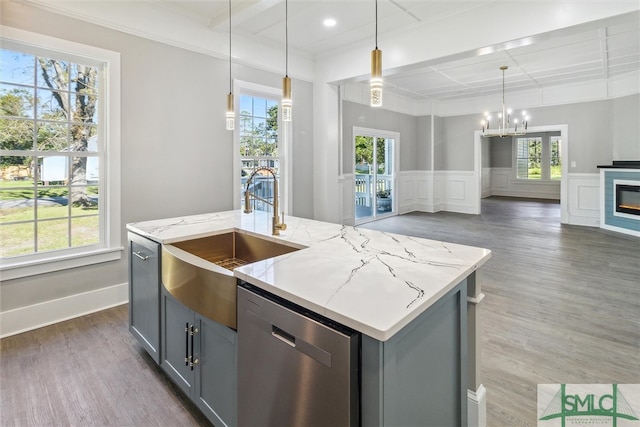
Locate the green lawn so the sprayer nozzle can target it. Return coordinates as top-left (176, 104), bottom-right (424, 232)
top-left (0, 180), bottom-right (100, 257)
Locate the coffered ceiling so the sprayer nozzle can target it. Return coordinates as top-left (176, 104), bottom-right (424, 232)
top-left (13, 0), bottom-right (640, 102)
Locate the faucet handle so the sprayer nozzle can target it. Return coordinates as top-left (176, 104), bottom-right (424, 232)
top-left (280, 211), bottom-right (287, 231)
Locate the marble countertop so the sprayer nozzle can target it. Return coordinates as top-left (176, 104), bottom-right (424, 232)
top-left (127, 210), bottom-right (491, 341)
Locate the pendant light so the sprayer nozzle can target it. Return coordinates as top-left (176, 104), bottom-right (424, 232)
top-left (282, 0), bottom-right (292, 122)
top-left (370, 0), bottom-right (382, 107)
top-left (225, 0), bottom-right (235, 130)
top-left (481, 66), bottom-right (530, 137)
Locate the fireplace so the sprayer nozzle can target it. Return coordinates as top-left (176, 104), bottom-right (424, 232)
top-left (616, 184), bottom-right (640, 216)
top-left (599, 163), bottom-right (640, 237)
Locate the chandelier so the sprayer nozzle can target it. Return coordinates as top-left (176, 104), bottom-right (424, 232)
top-left (481, 66), bottom-right (529, 137)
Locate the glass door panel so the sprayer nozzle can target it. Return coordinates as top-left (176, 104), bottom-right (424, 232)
top-left (375, 137), bottom-right (393, 216)
top-left (355, 136), bottom-right (374, 222)
top-left (355, 134), bottom-right (395, 223)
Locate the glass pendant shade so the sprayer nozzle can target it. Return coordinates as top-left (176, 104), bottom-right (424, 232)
top-left (225, 0), bottom-right (234, 131)
top-left (370, 48), bottom-right (383, 107)
top-left (282, 76), bottom-right (292, 122)
top-left (226, 93), bottom-right (235, 130)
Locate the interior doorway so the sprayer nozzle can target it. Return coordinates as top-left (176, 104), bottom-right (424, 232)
top-left (475, 124), bottom-right (569, 223)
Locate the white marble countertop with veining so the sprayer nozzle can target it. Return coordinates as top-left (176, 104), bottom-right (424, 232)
top-left (127, 210), bottom-right (491, 341)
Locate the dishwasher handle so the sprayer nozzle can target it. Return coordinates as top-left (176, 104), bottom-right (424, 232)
top-left (272, 325), bottom-right (296, 347)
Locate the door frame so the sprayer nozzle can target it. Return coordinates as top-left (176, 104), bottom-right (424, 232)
top-left (353, 127), bottom-right (400, 225)
top-left (474, 124), bottom-right (568, 222)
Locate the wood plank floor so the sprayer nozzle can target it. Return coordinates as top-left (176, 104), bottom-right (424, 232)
top-left (0, 304), bottom-right (213, 427)
top-left (362, 196), bottom-right (640, 426)
top-left (1, 197), bottom-right (638, 426)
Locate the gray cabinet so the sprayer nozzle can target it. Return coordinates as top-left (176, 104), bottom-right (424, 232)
top-left (161, 287), bottom-right (237, 427)
top-left (128, 232), bottom-right (161, 364)
top-left (361, 279), bottom-right (468, 427)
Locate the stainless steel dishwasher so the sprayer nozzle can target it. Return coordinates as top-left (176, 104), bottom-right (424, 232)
top-left (237, 283), bottom-right (360, 427)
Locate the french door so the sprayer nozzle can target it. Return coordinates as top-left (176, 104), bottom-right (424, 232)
top-left (354, 128), bottom-right (398, 224)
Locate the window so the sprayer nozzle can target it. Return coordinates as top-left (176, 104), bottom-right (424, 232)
top-left (0, 28), bottom-right (121, 279)
top-left (550, 136), bottom-right (562, 180)
top-left (234, 80), bottom-right (289, 215)
top-left (239, 94), bottom-right (279, 212)
top-left (517, 137), bottom-right (542, 179)
top-left (515, 133), bottom-right (562, 181)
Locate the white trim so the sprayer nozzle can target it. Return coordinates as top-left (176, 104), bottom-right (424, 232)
top-left (352, 127), bottom-right (400, 225)
top-left (601, 218), bottom-right (640, 237)
top-left (433, 170), bottom-right (478, 214)
top-left (467, 293), bottom-right (486, 305)
top-left (479, 124), bottom-right (569, 222)
top-left (467, 384), bottom-right (487, 427)
top-left (473, 131), bottom-right (482, 214)
top-left (567, 173), bottom-right (600, 227)
top-left (600, 170), bottom-right (640, 237)
top-left (232, 80), bottom-right (291, 214)
top-left (0, 247), bottom-right (123, 281)
top-left (0, 282), bottom-right (128, 338)
top-left (613, 179), bottom-right (640, 220)
top-left (0, 26), bottom-right (122, 279)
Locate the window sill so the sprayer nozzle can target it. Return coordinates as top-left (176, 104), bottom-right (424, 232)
top-left (511, 179), bottom-right (561, 185)
top-left (0, 247), bottom-right (124, 281)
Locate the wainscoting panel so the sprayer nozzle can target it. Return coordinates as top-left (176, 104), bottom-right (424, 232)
top-left (342, 170), bottom-right (481, 221)
top-left (449, 180), bottom-right (466, 200)
top-left (399, 171), bottom-right (415, 214)
top-left (567, 173), bottom-right (600, 227)
top-left (492, 169), bottom-right (509, 191)
top-left (339, 174), bottom-right (355, 226)
top-left (490, 168), bottom-right (560, 200)
top-left (435, 171), bottom-right (479, 214)
top-left (481, 168), bottom-right (491, 199)
top-left (415, 171), bottom-right (433, 212)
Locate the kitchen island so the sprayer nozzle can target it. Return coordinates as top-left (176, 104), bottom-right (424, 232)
top-left (127, 210), bottom-right (491, 427)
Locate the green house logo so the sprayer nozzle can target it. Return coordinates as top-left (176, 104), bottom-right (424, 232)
top-left (539, 384), bottom-right (639, 427)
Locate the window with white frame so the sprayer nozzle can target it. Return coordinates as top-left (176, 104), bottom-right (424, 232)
top-left (0, 28), bottom-right (121, 279)
top-left (235, 81), bottom-right (289, 214)
top-left (515, 133), bottom-right (562, 181)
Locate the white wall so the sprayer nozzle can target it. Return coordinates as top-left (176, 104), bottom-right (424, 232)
top-left (612, 95), bottom-right (640, 160)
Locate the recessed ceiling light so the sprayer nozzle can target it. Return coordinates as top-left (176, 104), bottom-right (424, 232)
top-left (323, 18), bottom-right (336, 27)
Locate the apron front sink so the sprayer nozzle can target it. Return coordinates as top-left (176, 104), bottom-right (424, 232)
top-left (162, 231), bottom-right (301, 328)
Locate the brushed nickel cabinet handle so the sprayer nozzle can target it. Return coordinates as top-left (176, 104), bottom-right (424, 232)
top-left (133, 251), bottom-right (149, 261)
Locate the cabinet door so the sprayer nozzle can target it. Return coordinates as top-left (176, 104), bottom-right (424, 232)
top-left (194, 314), bottom-right (238, 427)
top-left (161, 288), bottom-right (195, 396)
top-left (128, 232), bottom-right (160, 364)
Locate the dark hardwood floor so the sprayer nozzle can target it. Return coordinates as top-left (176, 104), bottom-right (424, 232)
top-left (1, 197), bottom-right (638, 426)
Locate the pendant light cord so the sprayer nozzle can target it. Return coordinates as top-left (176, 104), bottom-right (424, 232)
top-left (375, 0), bottom-right (378, 49)
top-left (502, 68), bottom-right (505, 110)
top-left (285, 0), bottom-right (289, 77)
top-left (229, 0), bottom-right (232, 94)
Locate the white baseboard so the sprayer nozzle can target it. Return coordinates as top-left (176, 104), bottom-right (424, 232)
top-left (0, 282), bottom-right (128, 338)
top-left (569, 215), bottom-right (600, 227)
top-left (468, 384), bottom-right (487, 427)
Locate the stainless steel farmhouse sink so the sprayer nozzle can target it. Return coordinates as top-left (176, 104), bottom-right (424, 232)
top-left (161, 231), bottom-right (301, 328)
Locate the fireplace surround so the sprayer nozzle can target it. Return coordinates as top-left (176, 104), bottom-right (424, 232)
top-left (616, 183), bottom-right (640, 216)
top-left (598, 161), bottom-right (640, 237)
